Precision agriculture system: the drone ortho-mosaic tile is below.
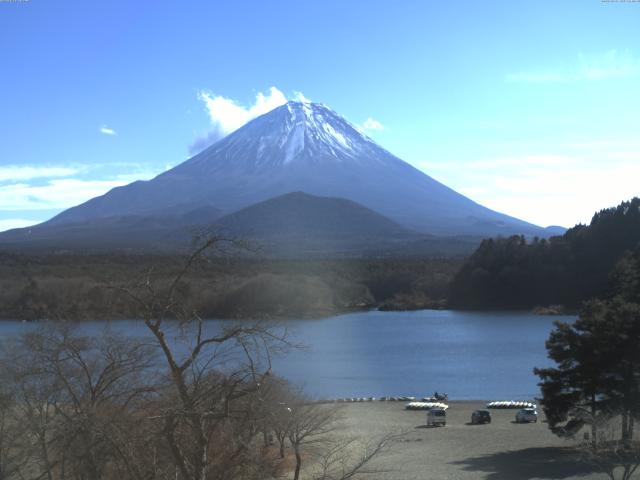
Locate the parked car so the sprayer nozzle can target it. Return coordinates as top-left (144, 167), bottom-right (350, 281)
top-left (515, 408), bottom-right (538, 423)
top-left (471, 410), bottom-right (492, 424)
top-left (427, 408), bottom-right (446, 427)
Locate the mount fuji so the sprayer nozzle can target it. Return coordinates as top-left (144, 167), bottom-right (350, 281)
top-left (1, 101), bottom-right (554, 252)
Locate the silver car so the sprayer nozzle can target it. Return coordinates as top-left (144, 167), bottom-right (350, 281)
top-left (515, 408), bottom-right (538, 423)
top-left (427, 408), bottom-right (447, 427)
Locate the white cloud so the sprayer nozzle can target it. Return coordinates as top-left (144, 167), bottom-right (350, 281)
top-left (0, 165), bottom-right (82, 182)
top-left (464, 155), bottom-right (574, 169)
top-left (0, 178), bottom-right (141, 211)
top-left (0, 218), bottom-right (40, 233)
top-left (0, 163), bottom-right (165, 231)
top-left (578, 50), bottom-right (640, 80)
top-left (478, 162), bottom-right (640, 227)
top-left (100, 125), bottom-right (117, 136)
top-left (416, 148), bottom-right (640, 228)
top-left (293, 91), bottom-right (312, 103)
top-left (189, 86), bottom-right (386, 153)
top-left (189, 87), bottom-right (313, 154)
top-left (0, 164), bottom-right (161, 212)
top-left (198, 86), bottom-right (287, 137)
top-left (507, 50), bottom-right (640, 83)
top-left (415, 155), bottom-right (574, 174)
top-left (361, 117), bottom-right (385, 132)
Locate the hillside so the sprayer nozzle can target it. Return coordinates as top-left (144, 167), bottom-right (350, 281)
top-left (0, 192), bottom-right (481, 257)
top-left (213, 191), bottom-right (451, 257)
top-left (449, 197), bottom-right (640, 310)
top-left (0, 205), bottom-right (223, 252)
top-left (217, 191), bottom-right (412, 238)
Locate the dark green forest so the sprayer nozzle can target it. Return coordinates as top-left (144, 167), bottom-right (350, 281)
top-left (0, 253), bottom-right (459, 320)
top-left (450, 198), bottom-right (640, 310)
top-left (5, 198), bottom-right (640, 320)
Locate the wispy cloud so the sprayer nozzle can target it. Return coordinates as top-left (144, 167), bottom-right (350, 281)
top-left (292, 91), bottom-right (312, 103)
top-left (417, 154), bottom-right (575, 173)
top-left (361, 117), bottom-right (385, 132)
top-left (0, 163), bottom-right (161, 213)
top-left (463, 155), bottom-right (573, 169)
top-left (0, 165), bottom-right (83, 182)
top-left (507, 50), bottom-right (640, 83)
top-left (100, 125), bottom-right (117, 136)
top-left (0, 179), bottom-right (139, 211)
top-left (416, 145), bottom-right (640, 228)
top-left (189, 87), bottom-right (289, 154)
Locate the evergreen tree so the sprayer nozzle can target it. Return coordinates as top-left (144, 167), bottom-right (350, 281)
top-left (535, 249), bottom-right (640, 446)
top-left (451, 197), bottom-right (640, 309)
top-left (534, 305), bottom-right (612, 443)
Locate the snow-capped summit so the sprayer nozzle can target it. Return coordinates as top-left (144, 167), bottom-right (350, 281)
top-left (42, 100), bottom-right (547, 237)
top-left (181, 101), bottom-right (393, 172)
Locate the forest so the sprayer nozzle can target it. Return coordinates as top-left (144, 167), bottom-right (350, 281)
top-left (4, 198), bottom-right (640, 320)
top-left (449, 198), bottom-right (640, 310)
top-left (0, 251), bottom-right (460, 321)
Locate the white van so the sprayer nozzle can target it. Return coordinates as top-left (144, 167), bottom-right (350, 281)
top-left (427, 408), bottom-right (446, 427)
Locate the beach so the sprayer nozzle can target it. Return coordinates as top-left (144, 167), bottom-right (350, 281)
top-left (337, 401), bottom-right (606, 480)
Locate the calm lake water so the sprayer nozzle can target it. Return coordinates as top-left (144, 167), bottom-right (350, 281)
top-left (0, 310), bottom-right (575, 401)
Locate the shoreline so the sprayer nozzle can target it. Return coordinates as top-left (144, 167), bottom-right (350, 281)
top-left (314, 398), bottom-right (538, 405)
top-left (0, 305), bottom-right (578, 323)
top-left (337, 401), bottom-right (598, 480)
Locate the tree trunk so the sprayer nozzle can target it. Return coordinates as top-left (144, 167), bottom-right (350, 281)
top-left (197, 419), bottom-right (208, 480)
top-left (293, 444), bottom-right (302, 480)
top-left (622, 410), bottom-right (630, 446)
top-left (40, 430), bottom-right (54, 480)
top-left (591, 393), bottom-right (597, 449)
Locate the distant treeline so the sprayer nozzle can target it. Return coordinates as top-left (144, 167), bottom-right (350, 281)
top-left (450, 198), bottom-right (640, 310)
top-left (0, 253), bottom-right (460, 320)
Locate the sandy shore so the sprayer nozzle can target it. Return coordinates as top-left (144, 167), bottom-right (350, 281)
top-left (337, 401), bottom-right (608, 480)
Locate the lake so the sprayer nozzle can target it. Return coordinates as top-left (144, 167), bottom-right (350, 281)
top-left (0, 309), bottom-right (574, 401)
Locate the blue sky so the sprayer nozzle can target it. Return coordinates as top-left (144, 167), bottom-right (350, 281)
top-left (1, 0), bottom-right (639, 231)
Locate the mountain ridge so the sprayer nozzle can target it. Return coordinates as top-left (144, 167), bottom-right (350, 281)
top-left (43, 101), bottom-right (548, 237)
top-left (1, 100), bottom-right (559, 253)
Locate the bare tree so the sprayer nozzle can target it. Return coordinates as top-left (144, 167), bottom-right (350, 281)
top-left (285, 400), bottom-right (340, 480)
top-left (312, 434), bottom-right (398, 480)
top-left (118, 235), bottom-right (290, 480)
top-left (0, 234), bottom-right (397, 480)
top-left (1, 323), bottom-right (157, 480)
top-left (0, 383), bottom-right (30, 480)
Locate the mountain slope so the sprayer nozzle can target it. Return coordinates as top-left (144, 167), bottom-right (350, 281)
top-left (208, 191), bottom-right (480, 258)
top-left (0, 192), bottom-right (481, 257)
top-left (41, 101), bottom-right (547, 238)
top-left (0, 205), bottom-right (223, 251)
top-left (210, 191), bottom-right (428, 257)
top-left (216, 191), bottom-right (414, 239)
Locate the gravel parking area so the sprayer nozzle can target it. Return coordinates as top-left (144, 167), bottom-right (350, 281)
top-left (337, 401), bottom-right (610, 480)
